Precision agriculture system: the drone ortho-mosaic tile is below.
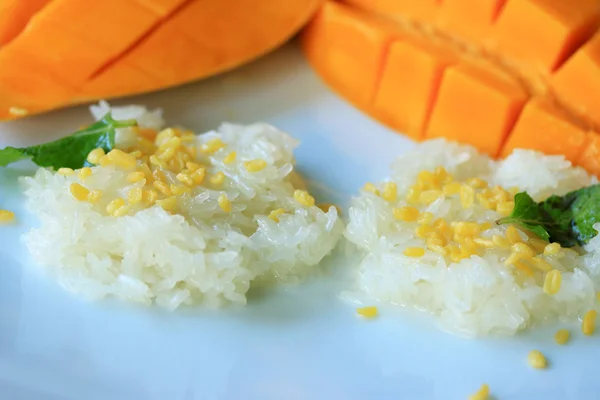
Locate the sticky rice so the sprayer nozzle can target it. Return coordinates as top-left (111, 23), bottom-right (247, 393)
top-left (22, 102), bottom-right (344, 310)
top-left (345, 139), bottom-right (600, 337)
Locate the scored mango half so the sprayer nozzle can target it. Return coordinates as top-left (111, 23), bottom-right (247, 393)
top-left (301, 0), bottom-right (600, 176)
top-left (0, 0), bottom-right (323, 120)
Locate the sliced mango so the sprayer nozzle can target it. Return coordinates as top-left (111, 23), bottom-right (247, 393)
top-left (551, 31), bottom-right (600, 128)
top-left (1, 21), bottom-right (114, 86)
top-left (578, 134), bottom-right (600, 176)
top-left (493, 0), bottom-right (600, 72)
top-left (38, 0), bottom-right (158, 50)
top-left (79, 63), bottom-right (157, 101)
top-left (374, 38), bottom-right (458, 139)
top-left (303, 1), bottom-right (395, 107)
top-left (0, 51), bottom-right (74, 120)
top-left (501, 97), bottom-right (589, 162)
top-left (134, 0), bottom-right (189, 16)
top-left (0, 0), bottom-right (323, 119)
top-left (343, 0), bottom-right (440, 24)
top-left (436, 0), bottom-right (507, 44)
top-left (0, 0), bottom-right (51, 46)
top-left (115, 22), bottom-right (214, 87)
top-left (425, 62), bottom-right (528, 156)
top-left (301, 0), bottom-right (600, 176)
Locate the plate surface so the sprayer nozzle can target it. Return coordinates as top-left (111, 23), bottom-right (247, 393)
top-left (0, 43), bottom-right (598, 400)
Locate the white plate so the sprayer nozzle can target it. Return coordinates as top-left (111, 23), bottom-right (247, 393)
top-left (0, 43), bottom-right (599, 400)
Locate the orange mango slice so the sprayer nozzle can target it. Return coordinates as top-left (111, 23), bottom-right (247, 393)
top-left (578, 134), bottom-right (600, 176)
top-left (425, 62), bottom-right (528, 156)
top-left (551, 31), bottom-right (600, 128)
top-left (493, 0), bottom-right (600, 73)
top-left (436, 0), bottom-right (507, 44)
top-left (0, 0), bottom-right (324, 120)
top-left (302, 0), bottom-right (600, 176)
top-left (501, 97), bottom-right (589, 162)
top-left (0, 0), bottom-right (51, 46)
top-left (303, 2), bottom-right (395, 108)
top-left (343, 0), bottom-right (440, 24)
top-left (374, 38), bottom-right (458, 139)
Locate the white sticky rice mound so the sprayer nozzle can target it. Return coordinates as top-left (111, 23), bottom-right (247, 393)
top-left (345, 139), bottom-right (600, 337)
top-left (21, 102), bottom-right (344, 310)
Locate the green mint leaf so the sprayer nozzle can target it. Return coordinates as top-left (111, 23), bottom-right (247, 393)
top-left (0, 147), bottom-right (30, 166)
top-left (498, 186), bottom-right (600, 247)
top-left (497, 192), bottom-right (551, 242)
top-left (525, 225), bottom-right (553, 243)
top-left (540, 184), bottom-right (600, 246)
top-left (0, 113), bottom-right (137, 170)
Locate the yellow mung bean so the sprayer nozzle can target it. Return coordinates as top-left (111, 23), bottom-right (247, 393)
top-left (363, 182), bottom-right (380, 196)
top-left (209, 171), bottom-right (225, 186)
top-left (153, 181), bottom-right (171, 196)
top-left (0, 210), bottom-right (15, 223)
top-left (294, 190), bottom-right (315, 207)
top-left (467, 177), bottom-right (488, 189)
top-left (223, 151), bottom-right (237, 164)
top-left (419, 190), bottom-right (442, 205)
top-left (460, 185), bottom-right (474, 208)
top-left (191, 168), bottom-right (206, 185)
top-left (106, 198), bottom-right (125, 215)
top-left (496, 201), bottom-right (514, 215)
top-left (512, 242), bottom-right (535, 259)
top-left (543, 270), bottom-right (562, 295)
top-left (244, 159), bottom-right (268, 172)
top-left (417, 212), bottom-right (434, 225)
top-left (356, 306), bottom-right (378, 318)
top-left (57, 168), bottom-right (74, 176)
top-left (530, 256), bottom-right (552, 272)
top-left (176, 172), bottom-right (194, 187)
top-left (506, 225), bottom-right (523, 244)
top-left (156, 196), bottom-right (178, 212)
top-left (170, 184), bottom-right (191, 196)
top-left (442, 182), bottom-right (461, 196)
top-left (468, 384), bottom-right (490, 400)
top-left (404, 247), bottom-right (425, 257)
top-left (107, 149), bottom-right (136, 170)
top-left (128, 188), bottom-right (143, 204)
top-left (554, 329), bottom-right (570, 345)
top-left (200, 138), bottom-right (226, 154)
top-left (78, 167), bottom-right (92, 181)
top-left (415, 225), bottom-right (434, 239)
top-left (87, 190), bottom-right (102, 204)
top-left (583, 309), bottom-right (598, 335)
top-left (382, 182), bottom-right (397, 202)
top-left (492, 234), bottom-right (510, 248)
top-left (86, 148), bottom-right (105, 165)
top-left (218, 193), bottom-right (232, 212)
top-left (544, 242), bottom-right (561, 256)
top-left (268, 208), bottom-right (286, 222)
top-left (70, 183), bottom-right (90, 201)
top-left (186, 161), bottom-right (202, 172)
top-left (527, 350), bottom-right (547, 369)
top-left (143, 190), bottom-right (158, 204)
top-left (127, 171), bottom-right (146, 183)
